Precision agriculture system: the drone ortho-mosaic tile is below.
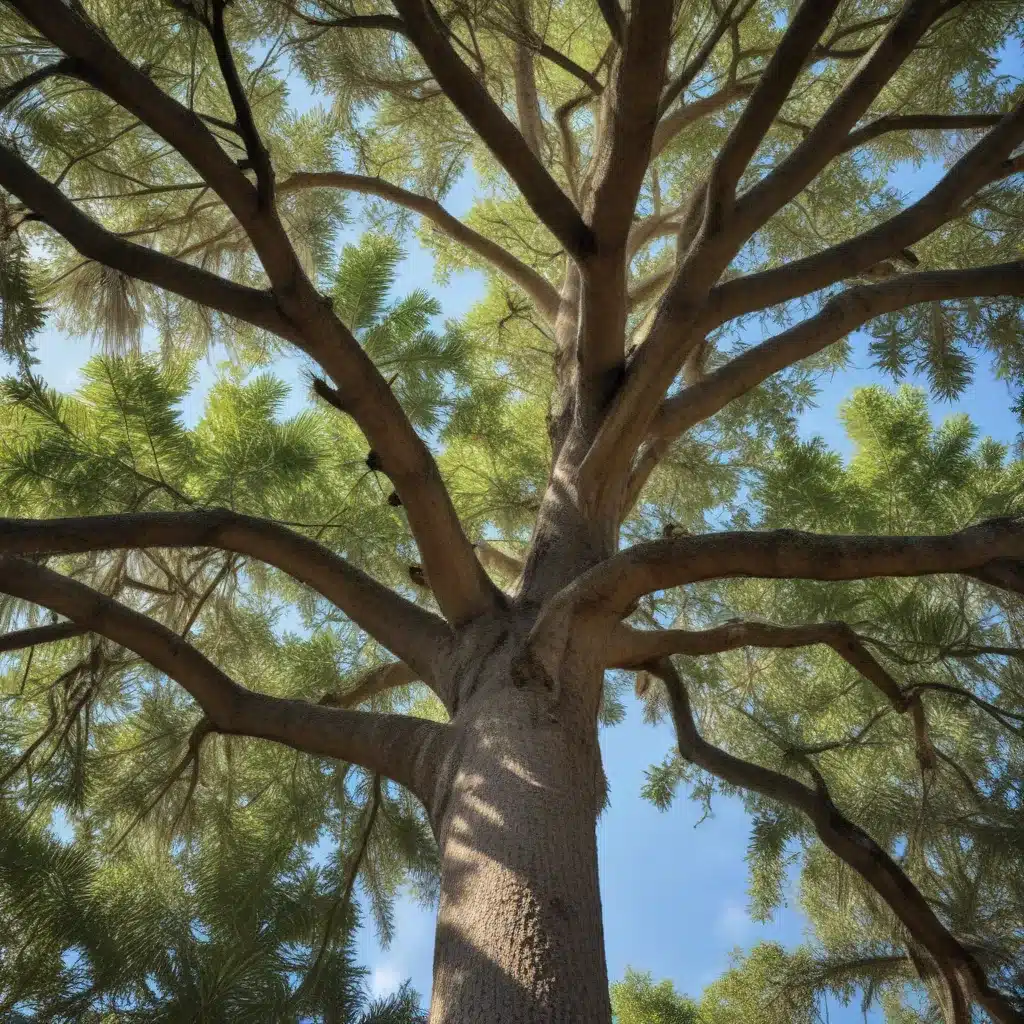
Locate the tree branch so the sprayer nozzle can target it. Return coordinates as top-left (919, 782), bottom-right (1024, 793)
top-left (474, 541), bottom-right (524, 583)
top-left (710, 101), bottom-right (1024, 323)
top-left (0, 621), bottom-right (88, 654)
top-left (843, 112), bottom-right (1007, 152)
top-left (577, 0), bottom-right (675, 411)
top-left (730, 0), bottom-right (956, 246)
top-left (649, 260), bottom-right (1024, 444)
top-left (0, 94), bottom-right (499, 630)
top-left (294, 773), bottom-right (383, 1000)
top-left (0, 143), bottom-right (295, 338)
top-left (208, 0), bottom-right (275, 207)
top-left (573, 1), bottom-right (848, 502)
top-left (0, 510), bottom-right (450, 684)
top-left (595, 0), bottom-right (626, 47)
top-left (531, 42), bottom-right (604, 95)
top-left (531, 518), bottom-right (1024, 671)
top-left (513, 42), bottom-right (544, 158)
top-left (705, 0), bottom-right (843, 222)
top-left (279, 171), bottom-right (560, 321)
top-left (9, 0), bottom-right (300, 285)
top-left (651, 82), bottom-right (755, 161)
top-left (0, 557), bottom-right (449, 800)
top-left (390, 0), bottom-right (594, 261)
top-left (658, 0), bottom-right (751, 115)
top-left (320, 661), bottom-right (420, 710)
top-left (610, 618), bottom-right (936, 770)
top-left (652, 658), bottom-right (1021, 1024)
top-left (0, 57), bottom-right (78, 111)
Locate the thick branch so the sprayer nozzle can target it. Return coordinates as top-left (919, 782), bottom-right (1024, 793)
top-left (586, 2), bottom-right (675, 249)
top-left (474, 541), bottom-right (524, 582)
top-left (653, 659), bottom-right (1021, 1024)
top-left (0, 143), bottom-right (294, 338)
top-left (595, 0), bottom-right (625, 47)
top-left (513, 43), bottom-right (544, 158)
top-left (731, 0), bottom-right (955, 246)
top-left (650, 261), bottom-right (1024, 442)
top-left (390, 0), bottom-right (593, 261)
top-left (0, 621), bottom-right (88, 654)
top-left (583, 4), bottom-right (981, 489)
top-left (706, 0), bottom-right (843, 215)
top-left (11, 0), bottom-right (499, 625)
top-left (540, 517), bottom-right (1024, 632)
top-left (574, 0), bottom-right (846, 502)
top-left (710, 101), bottom-right (1024, 322)
top-left (305, 367), bottom-right (501, 626)
top-left (279, 172), bottom-right (559, 321)
top-left (0, 510), bottom-right (450, 683)
top-left (0, 557), bottom-right (448, 799)
top-left (0, 148), bottom-right (499, 627)
top-left (578, 0), bottom-right (675, 409)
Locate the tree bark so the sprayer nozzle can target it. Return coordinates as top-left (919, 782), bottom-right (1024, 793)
top-left (426, 648), bottom-right (610, 1023)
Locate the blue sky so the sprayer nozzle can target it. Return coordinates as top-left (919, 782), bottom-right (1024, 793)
top-left (21, 39), bottom-right (1024, 1024)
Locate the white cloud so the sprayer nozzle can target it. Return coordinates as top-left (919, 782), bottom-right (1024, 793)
top-left (369, 963), bottom-right (404, 998)
top-left (714, 901), bottom-right (753, 941)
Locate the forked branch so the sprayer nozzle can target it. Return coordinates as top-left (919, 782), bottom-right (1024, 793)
top-left (610, 619), bottom-right (936, 770)
top-left (730, 0), bottom-right (959, 246)
top-left (577, 0), bottom-right (675, 407)
top-left (0, 557), bottom-right (449, 799)
top-left (0, 511), bottom-right (450, 684)
top-left (652, 658), bottom-right (1022, 1024)
top-left (0, 145), bottom-right (295, 339)
top-left (710, 101), bottom-right (1024, 322)
top-left (8, 0), bottom-right (500, 626)
top-left (390, 0), bottom-right (594, 261)
top-left (647, 260), bottom-right (1024, 447)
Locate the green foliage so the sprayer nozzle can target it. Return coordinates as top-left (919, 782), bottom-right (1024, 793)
top-left (332, 235), bottom-right (468, 431)
top-left (610, 968), bottom-right (698, 1024)
top-left (2, 0), bottom-right (1024, 1020)
top-left (697, 944), bottom-right (820, 1024)
top-left (0, 238), bottom-right (451, 1018)
top-left (0, 208), bottom-right (44, 366)
top-left (638, 388), bottom-right (1024, 1017)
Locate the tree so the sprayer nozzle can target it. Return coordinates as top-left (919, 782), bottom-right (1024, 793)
top-left (0, 0), bottom-right (1023, 1021)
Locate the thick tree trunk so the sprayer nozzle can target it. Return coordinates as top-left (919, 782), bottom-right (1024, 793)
top-left (426, 657), bottom-right (611, 1024)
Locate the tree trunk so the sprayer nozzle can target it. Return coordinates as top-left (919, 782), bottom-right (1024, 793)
top-left (427, 656), bottom-right (611, 1024)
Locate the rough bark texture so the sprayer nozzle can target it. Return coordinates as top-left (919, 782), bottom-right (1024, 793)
top-left (427, 616), bottom-right (610, 1024)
